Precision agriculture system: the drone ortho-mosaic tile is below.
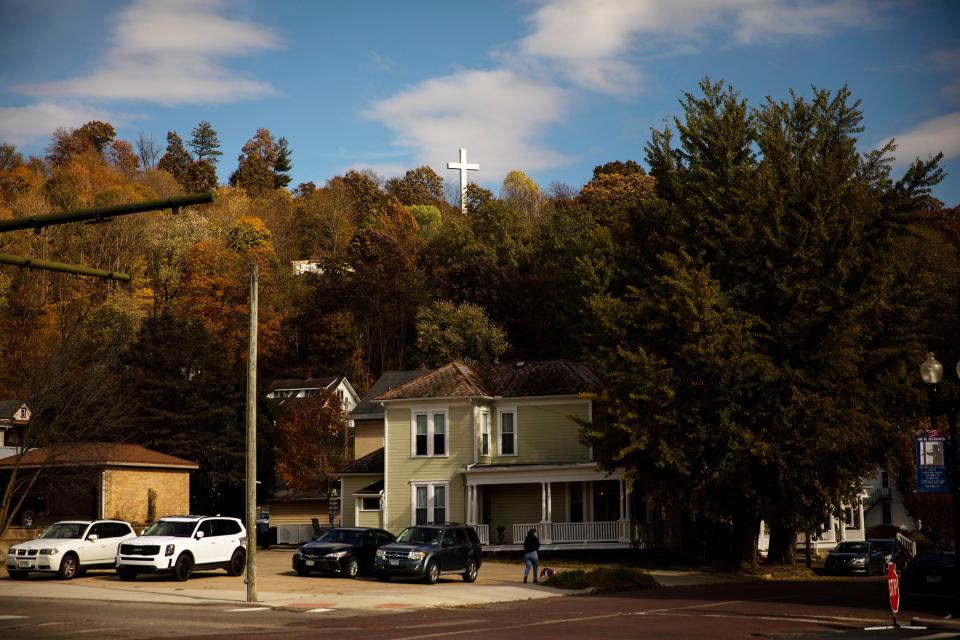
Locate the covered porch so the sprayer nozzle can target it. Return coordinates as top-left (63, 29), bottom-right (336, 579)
top-left (464, 463), bottom-right (676, 550)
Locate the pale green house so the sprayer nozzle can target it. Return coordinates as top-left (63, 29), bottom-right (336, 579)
top-left (339, 360), bottom-right (675, 549)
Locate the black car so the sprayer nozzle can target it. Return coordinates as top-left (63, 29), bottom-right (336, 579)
top-left (823, 540), bottom-right (886, 576)
top-left (374, 523), bottom-right (481, 584)
top-left (292, 527), bottom-right (394, 578)
top-left (900, 551), bottom-right (957, 609)
top-left (867, 538), bottom-right (906, 571)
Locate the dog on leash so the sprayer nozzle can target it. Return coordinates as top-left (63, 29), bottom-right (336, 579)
top-left (539, 567), bottom-right (554, 579)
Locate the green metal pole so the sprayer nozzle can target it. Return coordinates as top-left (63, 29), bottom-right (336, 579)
top-left (0, 253), bottom-right (130, 282)
top-left (0, 192), bottom-right (216, 234)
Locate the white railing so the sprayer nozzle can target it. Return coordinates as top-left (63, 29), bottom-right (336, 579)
top-left (475, 524), bottom-right (489, 545)
top-left (510, 521), bottom-right (628, 545)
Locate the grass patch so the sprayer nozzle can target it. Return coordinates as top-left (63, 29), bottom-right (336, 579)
top-left (541, 566), bottom-right (656, 592)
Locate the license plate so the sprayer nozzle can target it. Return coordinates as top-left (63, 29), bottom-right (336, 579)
top-left (926, 575), bottom-right (941, 583)
top-left (18, 560), bottom-right (31, 568)
top-left (305, 560), bottom-right (314, 566)
top-left (389, 558), bottom-right (399, 566)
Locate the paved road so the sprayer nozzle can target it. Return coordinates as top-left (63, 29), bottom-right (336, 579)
top-left (0, 579), bottom-right (956, 639)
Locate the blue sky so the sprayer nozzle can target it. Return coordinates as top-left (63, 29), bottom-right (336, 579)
top-left (1, 0), bottom-right (959, 205)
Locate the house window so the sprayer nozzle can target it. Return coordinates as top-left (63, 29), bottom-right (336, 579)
top-left (498, 409), bottom-right (517, 456)
top-left (480, 410), bottom-right (490, 456)
top-left (19, 407), bottom-right (27, 419)
top-left (412, 411), bottom-right (448, 457)
top-left (413, 483), bottom-right (447, 524)
top-left (569, 481), bottom-right (584, 523)
top-left (360, 497), bottom-right (380, 511)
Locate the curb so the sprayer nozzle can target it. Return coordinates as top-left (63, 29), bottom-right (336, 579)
top-left (910, 616), bottom-right (960, 631)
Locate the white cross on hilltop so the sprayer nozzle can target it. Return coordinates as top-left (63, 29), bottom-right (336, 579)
top-left (447, 148), bottom-right (479, 215)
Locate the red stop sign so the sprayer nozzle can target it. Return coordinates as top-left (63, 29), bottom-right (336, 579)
top-left (887, 563), bottom-right (899, 614)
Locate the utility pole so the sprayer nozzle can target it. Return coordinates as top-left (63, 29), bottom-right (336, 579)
top-left (245, 263), bottom-right (258, 602)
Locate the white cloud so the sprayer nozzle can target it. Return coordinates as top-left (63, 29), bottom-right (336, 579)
top-left (18, 0), bottom-right (281, 105)
top-left (364, 69), bottom-right (571, 183)
top-left (519, 0), bottom-right (876, 92)
top-left (887, 111), bottom-right (960, 164)
top-left (0, 102), bottom-right (118, 146)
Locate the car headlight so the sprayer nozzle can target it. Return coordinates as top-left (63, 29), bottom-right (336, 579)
top-left (407, 550), bottom-right (426, 560)
top-left (376, 549), bottom-right (385, 558)
top-left (165, 544), bottom-right (176, 556)
top-left (850, 556), bottom-right (866, 565)
top-left (326, 551), bottom-right (348, 559)
top-left (40, 548), bottom-right (60, 555)
top-left (294, 548), bottom-right (303, 557)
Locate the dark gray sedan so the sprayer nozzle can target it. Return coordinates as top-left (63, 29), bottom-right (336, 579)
top-left (292, 527), bottom-right (394, 578)
top-left (823, 540), bottom-right (886, 576)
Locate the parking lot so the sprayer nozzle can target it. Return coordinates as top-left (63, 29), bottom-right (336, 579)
top-left (1, 548), bottom-right (568, 612)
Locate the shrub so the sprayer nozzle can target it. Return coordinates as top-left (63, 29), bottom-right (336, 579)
top-left (541, 566), bottom-right (655, 592)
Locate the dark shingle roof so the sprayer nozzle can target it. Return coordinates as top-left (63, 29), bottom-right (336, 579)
top-left (349, 371), bottom-right (428, 418)
top-left (337, 447), bottom-right (384, 475)
top-left (355, 479), bottom-right (384, 496)
top-left (375, 360), bottom-right (599, 401)
top-left (268, 377), bottom-right (339, 392)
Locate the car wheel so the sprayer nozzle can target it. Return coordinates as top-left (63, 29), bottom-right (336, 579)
top-left (296, 566), bottom-right (311, 577)
top-left (343, 556), bottom-right (359, 579)
top-left (226, 549), bottom-right (245, 576)
top-left (19, 510), bottom-right (35, 527)
top-left (462, 558), bottom-right (478, 583)
top-left (376, 572), bottom-right (390, 582)
top-left (7, 570), bottom-right (28, 580)
top-left (116, 567), bottom-right (138, 581)
top-left (423, 560), bottom-right (440, 585)
top-left (172, 554), bottom-right (193, 582)
top-left (57, 553), bottom-right (78, 580)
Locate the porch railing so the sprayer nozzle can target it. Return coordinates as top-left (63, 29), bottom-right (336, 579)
top-left (510, 520), bottom-right (630, 545)
top-left (475, 524), bottom-right (489, 545)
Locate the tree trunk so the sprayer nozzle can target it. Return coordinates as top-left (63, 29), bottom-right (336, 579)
top-left (731, 506), bottom-right (761, 570)
top-left (766, 521), bottom-right (797, 566)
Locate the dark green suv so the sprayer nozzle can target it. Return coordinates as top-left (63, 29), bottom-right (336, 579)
top-left (374, 523), bottom-right (481, 584)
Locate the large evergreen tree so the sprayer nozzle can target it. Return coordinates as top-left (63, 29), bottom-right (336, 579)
top-left (188, 120), bottom-right (222, 165)
top-left (582, 79), bottom-right (945, 567)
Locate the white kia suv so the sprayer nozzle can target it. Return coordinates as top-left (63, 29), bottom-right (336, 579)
top-left (115, 515), bottom-right (246, 581)
top-left (6, 520), bottom-right (136, 579)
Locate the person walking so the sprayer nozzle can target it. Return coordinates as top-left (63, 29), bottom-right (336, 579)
top-left (523, 528), bottom-right (540, 583)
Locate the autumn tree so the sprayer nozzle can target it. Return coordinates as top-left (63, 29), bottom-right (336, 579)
top-left (386, 166), bottom-right (445, 206)
top-left (157, 131), bottom-right (192, 190)
top-left (275, 388), bottom-right (349, 492)
top-left (501, 170), bottom-right (543, 224)
top-left (136, 132), bottom-right (162, 170)
top-left (229, 128), bottom-right (292, 196)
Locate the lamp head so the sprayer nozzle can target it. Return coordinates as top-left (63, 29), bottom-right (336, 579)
top-left (920, 353), bottom-right (944, 385)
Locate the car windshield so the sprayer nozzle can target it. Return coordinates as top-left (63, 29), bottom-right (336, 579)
top-left (870, 540), bottom-right (893, 554)
top-left (143, 520), bottom-right (195, 537)
top-left (316, 529), bottom-right (362, 544)
top-left (39, 523), bottom-right (87, 539)
top-left (396, 527), bottom-right (442, 545)
top-left (834, 542), bottom-right (869, 554)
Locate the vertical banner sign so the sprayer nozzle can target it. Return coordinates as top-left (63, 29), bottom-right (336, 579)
top-left (887, 563), bottom-right (899, 615)
top-left (916, 430), bottom-right (949, 493)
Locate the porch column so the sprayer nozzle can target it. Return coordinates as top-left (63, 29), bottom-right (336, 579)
top-left (540, 482), bottom-right (547, 522)
top-left (857, 501), bottom-right (865, 539)
top-left (619, 478), bottom-right (629, 542)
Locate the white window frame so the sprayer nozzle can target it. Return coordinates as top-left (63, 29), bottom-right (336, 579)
top-left (479, 409), bottom-right (490, 456)
top-left (410, 481), bottom-right (449, 525)
top-left (497, 407), bottom-right (518, 457)
top-left (410, 408), bottom-right (449, 457)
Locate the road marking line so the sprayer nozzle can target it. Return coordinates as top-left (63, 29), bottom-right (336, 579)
top-left (224, 607), bottom-right (272, 612)
top-left (0, 615), bottom-right (28, 620)
top-left (306, 608), bottom-right (334, 613)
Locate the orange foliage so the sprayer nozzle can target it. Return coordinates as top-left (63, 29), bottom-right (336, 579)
top-left (275, 389), bottom-right (349, 491)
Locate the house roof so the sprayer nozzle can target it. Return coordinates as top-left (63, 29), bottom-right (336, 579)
top-left (349, 371), bottom-right (428, 419)
top-left (0, 400), bottom-right (21, 417)
top-left (355, 479), bottom-right (384, 496)
top-left (337, 447), bottom-right (384, 475)
top-left (0, 442), bottom-right (199, 470)
top-left (268, 376), bottom-right (340, 392)
top-left (375, 360), bottom-right (600, 401)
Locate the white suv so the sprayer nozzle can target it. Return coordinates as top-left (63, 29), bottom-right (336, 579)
top-left (6, 520), bottom-right (136, 580)
top-left (115, 515), bottom-right (246, 581)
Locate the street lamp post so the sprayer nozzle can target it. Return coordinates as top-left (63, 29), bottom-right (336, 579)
top-left (919, 353), bottom-right (960, 616)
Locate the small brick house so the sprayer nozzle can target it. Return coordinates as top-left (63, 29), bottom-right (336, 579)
top-left (0, 442), bottom-right (198, 526)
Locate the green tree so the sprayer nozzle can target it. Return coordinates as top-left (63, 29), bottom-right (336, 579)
top-left (582, 79), bottom-right (944, 568)
top-left (415, 300), bottom-right (508, 368)
top-left (273, 137), bottom-right (293, 189)
top-left (188, 120), bottom-right (222, 165)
